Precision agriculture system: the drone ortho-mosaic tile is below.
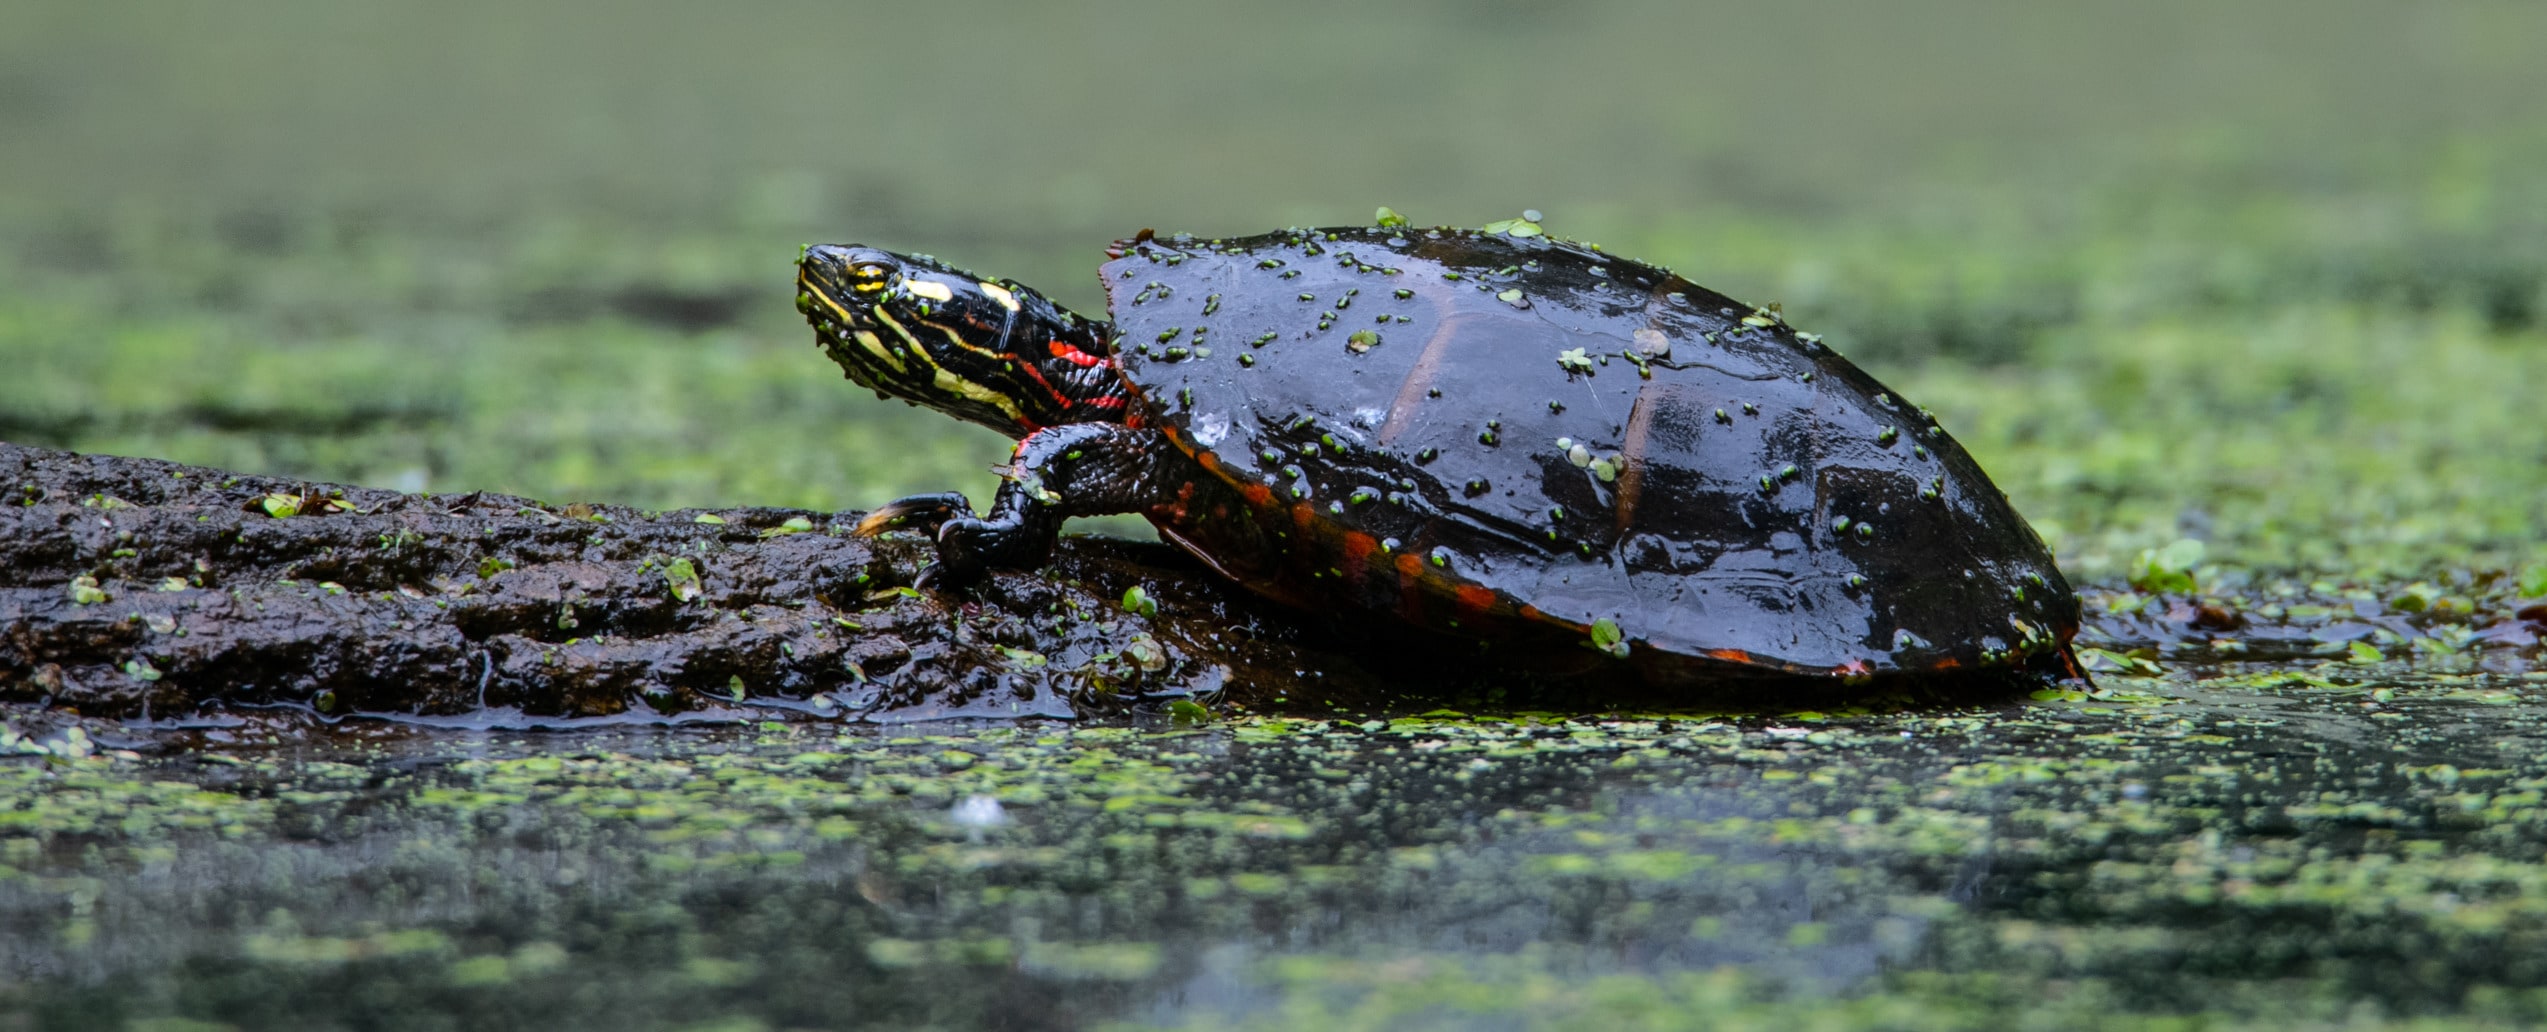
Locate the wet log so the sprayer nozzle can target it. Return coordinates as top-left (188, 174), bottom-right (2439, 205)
top-left (0, 442), bottom-right (1392, 723)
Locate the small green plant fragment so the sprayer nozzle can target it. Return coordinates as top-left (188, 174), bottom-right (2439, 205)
top-left (260, 493), bottom-right (303, 518)
top-left (1586, 617), bottom-right (1630, 658)
top-left (759, 515), bottom-right (814, 538)
top-left (2348, 641), bottom-right (2383, 664)
top-left (664, 558), bottom-right (704, 603)
top-left (2078, 647), bottom-right (2163, 677)
top-left (2519, 565), bottom-right (2547, 598)
top-left (1167, 698), bottom-right (1213, 725)
top-left (67, 575), bottom-right (108, 605)
top-left (1123, 634), bottom-right (1167, 672)
top-left (691, 513), bottom-right (727, 524)
top-left (1121, 584), bottom-right (1158, 618)
top-left (1373, 206), bottom-right (1409, 228)
top-left (2128, 538), bottom-right (2205, 594)
top-left (1480, 212), bottom-right (1544, 238)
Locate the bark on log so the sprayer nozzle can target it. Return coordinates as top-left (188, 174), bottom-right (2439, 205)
top-left (1, 442), bottom-right (1402, 723)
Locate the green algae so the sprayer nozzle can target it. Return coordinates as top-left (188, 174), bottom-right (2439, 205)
top-left (7, 652), bottom-right (2547, 1027)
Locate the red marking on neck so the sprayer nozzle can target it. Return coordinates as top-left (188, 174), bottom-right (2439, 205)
top-left (1011, 359), bottom-right (1070, 412)
top-left (1707, 648), bottom-right (1753, 664)
top-left (1049, 341), bottom-right (1105, 368)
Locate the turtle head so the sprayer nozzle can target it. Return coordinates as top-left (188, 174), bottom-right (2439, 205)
top-left (796, 244), bottom-right (1109, 435)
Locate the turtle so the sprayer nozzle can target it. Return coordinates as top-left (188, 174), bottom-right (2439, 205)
top-left (793, 216), bottom-right (2084, 685)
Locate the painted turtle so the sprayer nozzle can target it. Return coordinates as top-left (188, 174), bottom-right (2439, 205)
top-left (795, 217), bottom-right (2083, 684)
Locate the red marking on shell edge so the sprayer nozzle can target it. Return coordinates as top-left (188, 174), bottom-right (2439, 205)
top-left (1929, 657), bottom-right (1963, 671)
top-left (1195, 450), bottom-right (1220, 473)
top-left (1517, 604), bottom-right (1544, 622)
top-left (1393, 552), bottom-right (1426, 621)
top-left (1341, 532), bottom-right (1377, 586)
top-left (1394, 553), bottom-right (1425, 580)
top-left (1289, 502), bottom-right (1314, 533)
top-left (1453, 584), bottom-right (1496, 618)
top-left (1239, 482), bottom-right (1273, 506)
top-left (1834, 659), bottom-right (1874, 678)
top-left (1050, 341), bottom-right (1105, 368)
top-left (1707, 648), bottom-right (1753, 664)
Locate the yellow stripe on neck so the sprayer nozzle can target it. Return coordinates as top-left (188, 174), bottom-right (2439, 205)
top-left (870, 306), bottom-right (1030, 427)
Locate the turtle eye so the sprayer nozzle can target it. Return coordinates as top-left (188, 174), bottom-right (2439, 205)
top-left (848, 261), bottom-right (895, 292)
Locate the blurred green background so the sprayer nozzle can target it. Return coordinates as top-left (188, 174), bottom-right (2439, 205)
top-left (3, 1), bottom-right (2542, 579)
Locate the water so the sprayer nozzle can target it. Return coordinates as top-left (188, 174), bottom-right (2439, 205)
top-left (5, 2), bottom-right (2547, 1027)
top-left (5, 642), bottom-right (2545, 1029)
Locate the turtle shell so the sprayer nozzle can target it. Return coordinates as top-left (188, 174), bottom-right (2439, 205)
top-left (1100, 226), bottom-right (2079, 678)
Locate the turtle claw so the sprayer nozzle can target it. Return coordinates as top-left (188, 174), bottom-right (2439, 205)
top-left (924, 516), bottom-right (1002, 590)
top-left (852, 492), bottom-right (975, 537)
top-left (901, 517), bottom-right (999, 594)
top-left (911, 562), bottom-right (959, 594)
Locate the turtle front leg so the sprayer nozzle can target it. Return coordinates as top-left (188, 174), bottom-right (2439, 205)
top-left (858, 423), bottom-right (1178, 590)
top-left (851, 491), bottom-right (976, 537)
